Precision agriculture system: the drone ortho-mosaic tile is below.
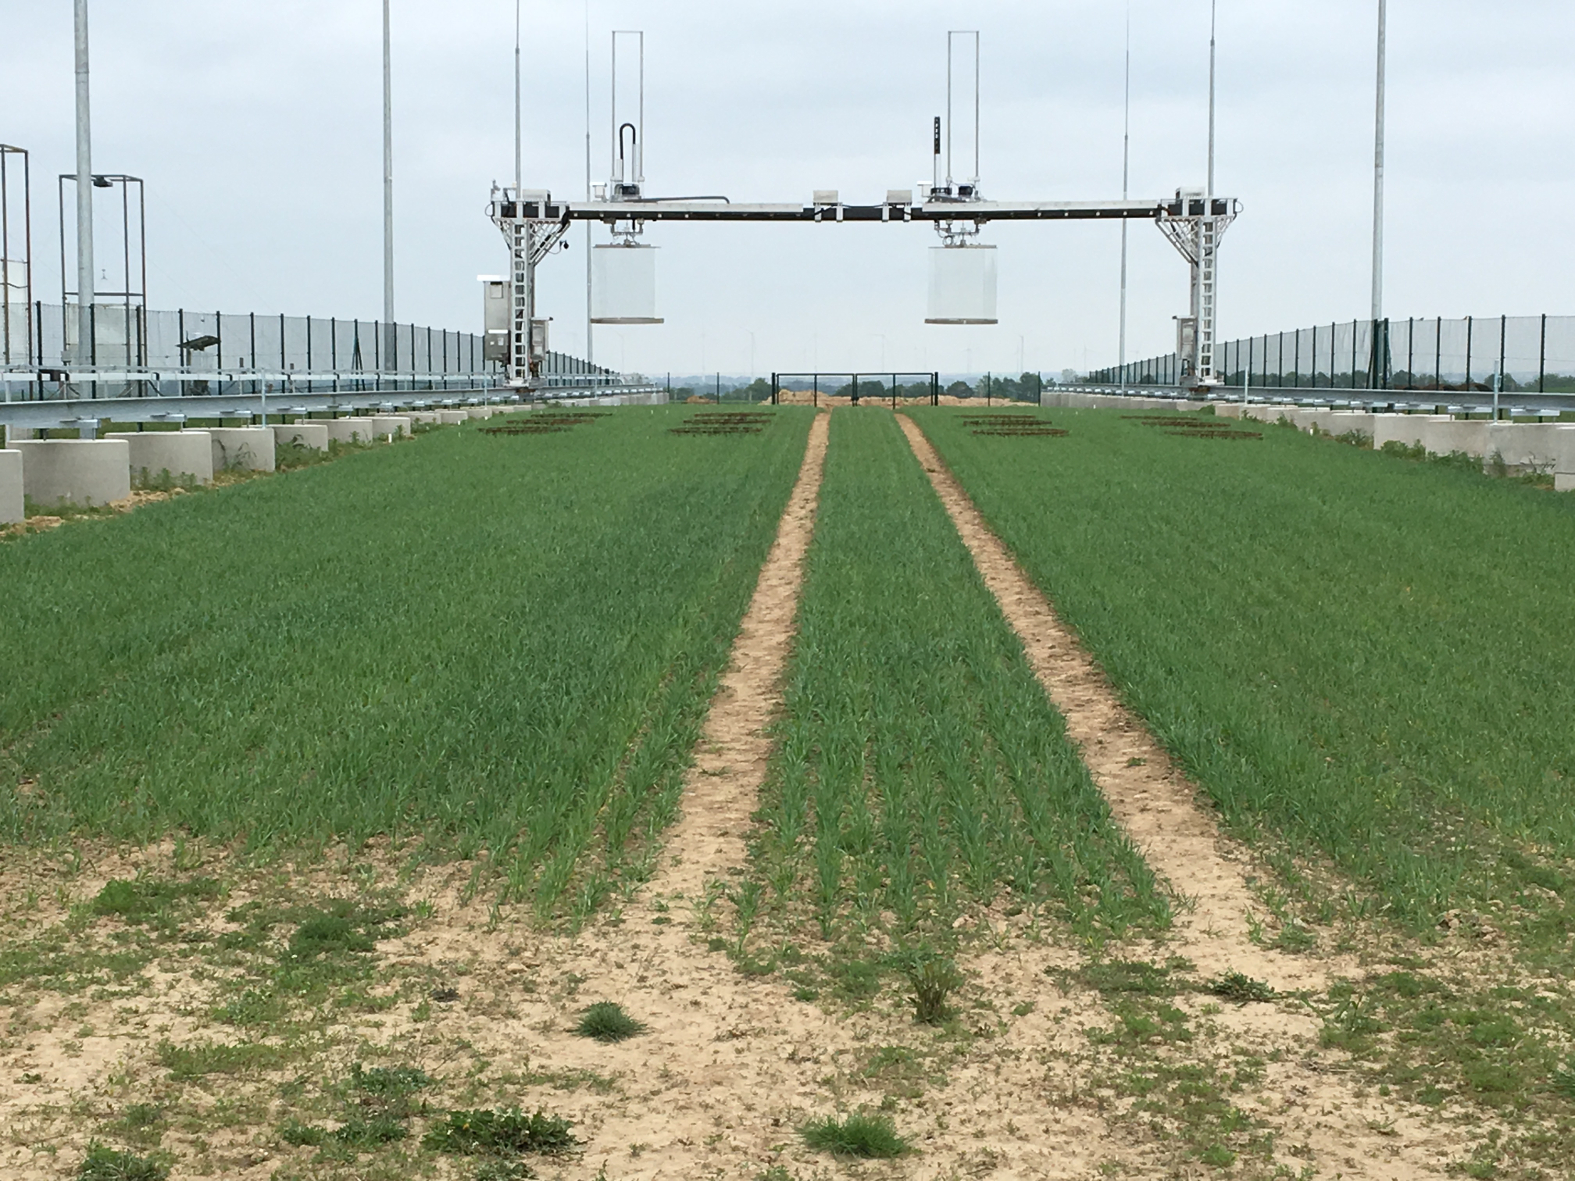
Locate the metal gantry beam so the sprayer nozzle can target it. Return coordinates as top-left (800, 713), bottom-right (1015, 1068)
top-left (491, 190), bottom-right (1239, 389)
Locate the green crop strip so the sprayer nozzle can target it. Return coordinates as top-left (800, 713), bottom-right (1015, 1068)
top-left (911, 407), bottom-right (1575, 928)
top-left (750, 410), bottom-right (1164, 947)
top-left (0, 407), bottom-right (812, 918)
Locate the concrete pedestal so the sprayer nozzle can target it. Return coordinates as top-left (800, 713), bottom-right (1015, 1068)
top-left (277, 423), bottom-right (331, 451)
top-left (1415, 419), bottom-right (1488, 459)
top-left (1325, 411), bottom-right (1376, 441)
top-left (1556, 473), bottom-right (1575, 493)
top-left (370, 415), bottom-right (413, 440)
top-left (406, 411), bottom-right (440, 426)
top-left (0, 450), bottom-right (22, 523)
top-left (1374, 414), bottom-right (1451, 450)
top-left (106, 430), bottom-right (214, 487)
top-left (437, 410), bottom-right (470, 425)
top-left (209, 427), bottom-right (276, 473)
top-left (14, 439), bottom-right (132, 508)
top-left (465, 407), bottom-right (495, 419)
top-left (1485, 423), bottom-right (1575, 471)
top-left (322, 418), bottom-right (377, 445)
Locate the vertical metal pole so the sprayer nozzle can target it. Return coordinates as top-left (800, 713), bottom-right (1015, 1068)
top-left (945, 33), bottom-right (954, 188)
top-left (1371, 0), bottom-right (1386, 328)
top-left (1498, 314), bottom-right (1507, 411)
top-left (1207, 0), bottom-right (1217, 199)
top-left (1118, 1), bottom-right (1130, 390)
top-left (584, 0), bottom-right (593, 367)
top-left (514, 0), bottom-right (522, 200)
top-left (1434, 318), bottom-right (1441, 390)
top-left (382, 0), bottom-right (395, 367)
top-left (1465, 316), bottom-right (1473, 392)
top-left (74, 0), bottom-right (95, 365)
top-left (1539, 313), bottom-right (1547, 394)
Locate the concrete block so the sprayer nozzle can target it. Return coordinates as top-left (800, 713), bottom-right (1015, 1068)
top-left (1556, 473), bottom-right (1575, 493)
top-left (1214, 403), bottom-right (1244, 419)
top-left (1414, 418), bottom-right (1488, 459)
top-left (0, 450), bottom-right (22, 524)
top-left (1484, 422), bottom-right (1575, 471)
top-left (465, 407), bottom-right (495, 419)
top-left (1373, 414), bottom-right (1451, 450)
top-left (106, 430), bottom-right (214, 487)
top-left (276, 423), bottom-right (330, 451)
top-left (15, 439), bottom-right (132, 508)
top-left (208, 427), bottom-right (276, 473)
top-left (406, 411), bottom-right (441, 426)
top-left (369, 415), bottom-right (413, 440)
top-left (437, 410), bottom-right (470, 425)
top-left (1325, 411), bottom-right (1376, 441)
top-left (322, 418), bottom-right (378, 445)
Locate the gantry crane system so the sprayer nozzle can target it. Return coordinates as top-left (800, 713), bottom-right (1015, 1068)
top-left (488, 33), bottom-right (1239, 393)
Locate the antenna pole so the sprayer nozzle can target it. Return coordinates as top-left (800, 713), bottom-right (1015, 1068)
top-left (73, 0), bottom-right (94, 361)
top-left (584, 0), bottom-right (593, 367)
top-left (1371, 0), bottom-right (1386, 325)
top-left (514, 0), bottom-right (522, 198)
top-left (1119, 2), bottom-right (1130, 389)
top-left (945, 32), bottom-right (953, 188)
top-left (1206, 0), bottom-right (1216, 200)
top-left (383, 0), bottom-right (395, 360)
top-left (973, 32), bottom-right (980, 185)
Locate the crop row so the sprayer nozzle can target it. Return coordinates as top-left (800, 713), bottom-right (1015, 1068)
top-left (750, 410), bottom-right (1163, 946)
top-left (0, 406), bottom-right (814, 918)
top-left (911, 405), bottom-right (1575, 922)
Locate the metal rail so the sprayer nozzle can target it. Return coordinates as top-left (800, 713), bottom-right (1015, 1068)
top-left (501, 195), bottom-right (1236, 225)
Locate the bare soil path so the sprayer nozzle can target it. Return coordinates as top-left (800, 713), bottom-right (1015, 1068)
top-left (895, 413), bottom-right (1324, 990)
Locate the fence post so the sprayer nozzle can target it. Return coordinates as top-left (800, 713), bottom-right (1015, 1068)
top-left (1540, 313), bottom-right (1547, 393)
top-left (1465, 316), bottom-right (1473, 393)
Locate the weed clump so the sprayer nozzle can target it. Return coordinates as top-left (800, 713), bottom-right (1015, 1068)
top-left (573, 1001), bottom-right (646, 1043)
top-left (91, 878), bottom-right (219, 928)
top-left (422, 1108), bottom-right (577, 1156)
top-left (1207, 972), bottom-right (1276, 1004)
top-left (903, 954), bottom-right (965, 1025)
top-left (800, 1112), bottom-right (911, 1158)
top-left (76, 1143), bottom-right (169, 1181)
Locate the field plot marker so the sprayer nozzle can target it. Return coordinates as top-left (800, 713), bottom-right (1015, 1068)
top-left (654, 411), bottom-right (830, 900)
top-left (897, 415), bottom-right (1331, 990)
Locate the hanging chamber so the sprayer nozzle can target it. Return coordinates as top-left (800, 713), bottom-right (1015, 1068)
top-left (591, 243), bottom-right (664, 325)
top-left (926, 244), bottom-right (997, 325)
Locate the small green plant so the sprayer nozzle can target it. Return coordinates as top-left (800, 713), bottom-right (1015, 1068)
top-left (280, 1120), bottom-right (327, 1146)
top-left (350, 1062), bottom-right (434, 1095)
top-left (332, 1115), bottom-right (408, 1147)
top-left (1552, 1059), bottom-right (1575, 1099)
top-left (1207, 971), bottom-right (1275, 1004)
top-left (573, 1001), bottom-right (646, 1043)
top-left (422, 1108), bottom-right (578, 1156)
top-left (904, 954), bottom-right (965, 1025)
top-left (800, 1112), bottom-right (911, 1159)
top-left (76, 1144), bottom-right (169, 1181)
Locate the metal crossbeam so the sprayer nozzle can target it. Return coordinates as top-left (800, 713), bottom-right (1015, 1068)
top-left (500, 196), bottom-right (1235, 224)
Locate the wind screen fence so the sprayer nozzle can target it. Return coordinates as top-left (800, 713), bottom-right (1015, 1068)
top-left (1094, 315), bottom-right (1575, 397)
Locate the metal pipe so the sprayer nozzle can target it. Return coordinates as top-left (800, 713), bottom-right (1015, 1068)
top-left (382, 0), bottom-right (395, 363)
top-left (514, 0), bottom-right (522, 199)
top-left (1371, 0), bottom-right (1386, 325)
top-left (74, 0), bottom-right (95, 364)
top-left (1118, 2), bottom-right (1130, 390)
top-left (1206, 0), bottom-right (1216, 200)
top-left (584, 0), bottom-right (593, 367)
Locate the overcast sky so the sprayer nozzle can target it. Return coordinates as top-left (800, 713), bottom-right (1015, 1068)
top-left (3, 0), bottom-right (1572, 377)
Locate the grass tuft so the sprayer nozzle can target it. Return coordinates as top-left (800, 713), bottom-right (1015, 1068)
top-left (903, 953), bottom-right (965, 1025)
top-left (572, 1001), bottom-right (646, 1043)
top-left (1207, 971), bottom-right (1276, 1004)
top-left (800, 1112), bottom-right (911, 1158)
top-left (75, 1144), bottom-right (169, 1181)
